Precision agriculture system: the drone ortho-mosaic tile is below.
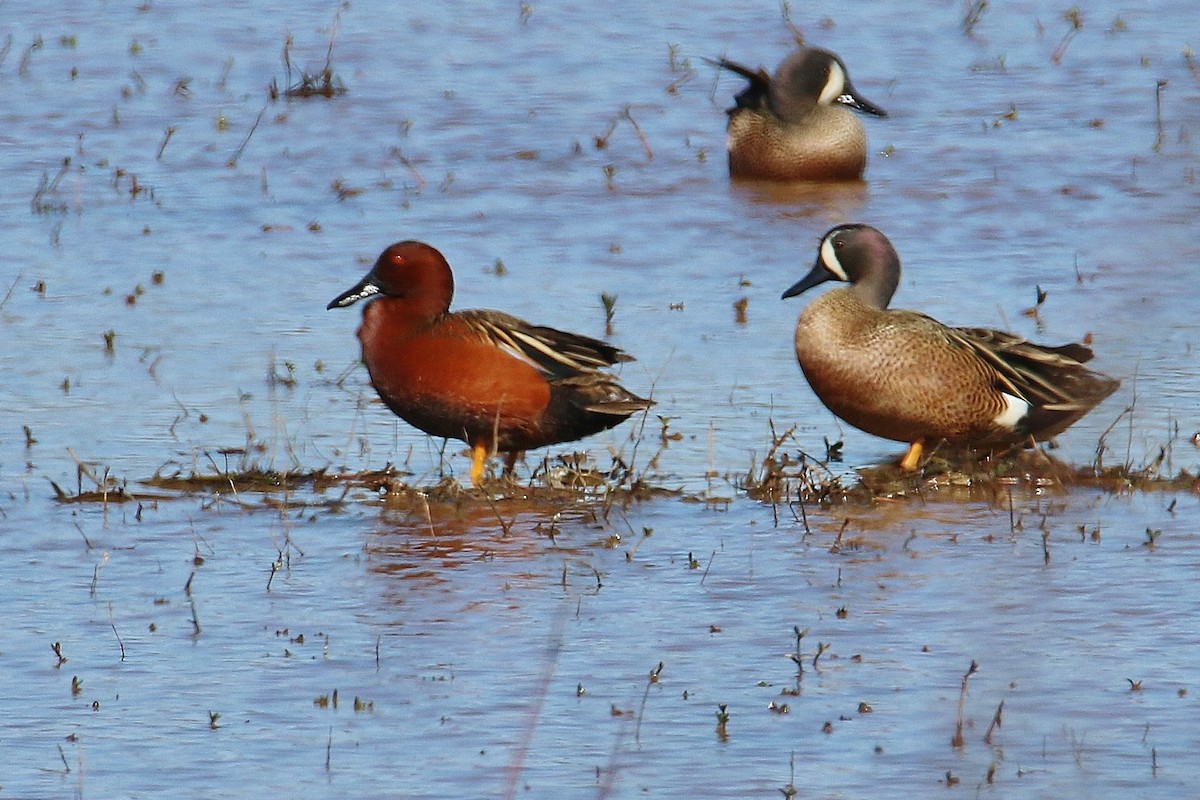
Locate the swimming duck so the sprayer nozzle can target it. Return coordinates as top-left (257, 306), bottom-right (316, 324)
top-left (716, 46), bottom-right (887, 181)
top-left (782, 224), bottom-right (1120, 470)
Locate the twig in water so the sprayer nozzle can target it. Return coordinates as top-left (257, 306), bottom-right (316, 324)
top-left (108, 602), bottom-right (126, 661)
top-left (89, 555), bottom-right (108, 597)
top-left (185, 570), bottom-right (202, 636)
top-left (699, 550), bottom-right (717, 585)
top-left (482, 491), bottom-right (515, 537)
top-left (789, 478), bottom-right (810, 535)
top-left (1152, 79), bottom-right (1168, 153)
top-left (394, 148), bottom-right (427, 191)
top-left (634, 662), bottom-right (664, 744)
top-left (830, 518), bottom-right (849, 553)
top-left (267, 549), bottom-right (283, 591)
top-left (1124, 366), bottom-right (1140, 471)
top-left (0, 272), bottom-right (20, 309)
top-left (789, 626), bottom-right (807, 689)
top-left (812, 641), bottom-right (830, 670)
top-left (952, 660), bottom-right (979, 748)
top-left (1051, 7), bottom-right (1083, 64)
top-left (227, 106), bottom-right (266, 168)
top-left (983, 698), bottom-right (1004, 744)
top-left (74, 522), bottom-right (93, 549)
top-left (322, 11), bottom-right (340, 81)
top-left (962, 0), bottom-right (988, 36)
top-left (780, 750), bottom-right (798, 798)
top-left (593, 116), bottom-right (618, 150)
top-left (1093, 398), bottom-right (1134, 475)
top-left (621, 106), bottom-right (654, 160)
top-left (156, 126), bottom-right (176, 160)
top-left (18, 34), bottom-right (44, 76)
top-left (599, 381), bottom-right (658, 523)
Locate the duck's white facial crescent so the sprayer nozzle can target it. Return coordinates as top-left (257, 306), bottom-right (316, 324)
top-left (819, 236), bottom-right (850, 282)
top-left (818, 61), bottom-right (847, 106)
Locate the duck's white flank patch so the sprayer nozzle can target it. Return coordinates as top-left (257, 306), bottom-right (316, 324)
top-left (819, 237), bottom-right (849, 282)
top-left (818, 61), bottom-right (846, 106)
top-left (994, 393), bottom-right (1029, 430)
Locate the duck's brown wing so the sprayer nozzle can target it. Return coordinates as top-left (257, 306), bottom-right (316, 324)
top-left (947, 326), bottom-right (1120, 437)
top-left (709, 57), bottom-right (772, 114)
top-left (456, 309), bottom-right (633, 378)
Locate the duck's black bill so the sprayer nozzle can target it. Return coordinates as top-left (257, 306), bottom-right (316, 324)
top-left (837, 87), bottom-right (887, 118)
top-left (327, 275), bottom-right (380, 310)
top-left (782, 263), bottom-right (833, 300)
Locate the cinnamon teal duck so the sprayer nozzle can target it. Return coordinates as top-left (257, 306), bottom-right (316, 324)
top-left (328, 241), bottom-right (653, 485)
top-left (782, 224), bottom-right (1120, 470)
top-left (716, 46), bottom-right (887, 182)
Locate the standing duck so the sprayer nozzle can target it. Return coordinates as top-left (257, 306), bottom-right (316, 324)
top-left (716, 46), bottom-right (887, 181)
top-left (328, 241), bottom-right (652, 485)
top-left (782, 224), bottom-right (1120, 470)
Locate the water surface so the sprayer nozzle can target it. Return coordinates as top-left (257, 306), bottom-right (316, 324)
top-left (2, 1), bottom-right (1199, 797)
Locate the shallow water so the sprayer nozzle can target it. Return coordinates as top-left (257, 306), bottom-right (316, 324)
top-left (2, 1), bottom-right (1199, 797)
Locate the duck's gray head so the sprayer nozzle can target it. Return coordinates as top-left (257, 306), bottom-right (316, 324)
top-left (770, 47), bottom-right (887, 122)
top-left (782, 224), bottom-right (901, 310)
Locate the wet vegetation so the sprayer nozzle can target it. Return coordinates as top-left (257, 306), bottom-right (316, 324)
top-left (50, 419), bottom-right (1198, 513)
top-left (269, 13), bottom-right (348, 100)
top-left (53, 447), bottom-right (681, 515)
top-left (739, 416), bottom-right (1199, 508)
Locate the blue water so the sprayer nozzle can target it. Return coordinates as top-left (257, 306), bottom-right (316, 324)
top-left (2, 1), bottom-right (1199, 797)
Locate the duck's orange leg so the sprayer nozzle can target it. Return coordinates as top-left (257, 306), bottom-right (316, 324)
top-left (899, 439), bottom-right (924, 472)
top-left (470, 442), bottom-right (488, 486)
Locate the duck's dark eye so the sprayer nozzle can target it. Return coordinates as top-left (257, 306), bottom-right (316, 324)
top-left (833, 239), bottom-right (845, 250)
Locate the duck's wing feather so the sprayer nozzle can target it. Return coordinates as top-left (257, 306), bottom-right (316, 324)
top-left (708, 57), bottom-right (772, 114)
top-left (458, 310), bottom-right (632, 378)
top-left (554, 373), bottom-right (654, 416)
top-left (947, 325), bottom-right (1118, 410)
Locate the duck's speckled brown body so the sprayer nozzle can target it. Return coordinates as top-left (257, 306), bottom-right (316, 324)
top-left (783, 224), bottom-right (1120, 469)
